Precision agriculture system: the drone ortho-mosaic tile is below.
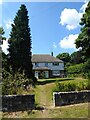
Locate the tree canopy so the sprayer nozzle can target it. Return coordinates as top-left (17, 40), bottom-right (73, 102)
top-left (70, 51), bottom-right (85, 64)
top-left (75, 1), bottom-right (90, 58)
top-left (56, 52), bottom-right (71, 63)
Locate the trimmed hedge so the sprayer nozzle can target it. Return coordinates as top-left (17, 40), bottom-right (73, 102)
top-left (53, 80), bottom-right (90, 92)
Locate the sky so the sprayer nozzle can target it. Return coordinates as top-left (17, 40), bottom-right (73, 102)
top-left (0, 0), bottom-right (89, 56)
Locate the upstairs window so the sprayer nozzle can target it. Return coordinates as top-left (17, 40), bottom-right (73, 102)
top-left (53, 62), bottom-right (59, 66)
top-left (35, 63), bottom-right (38, 67)
top-left (45, 63), bottom-right (48, 67)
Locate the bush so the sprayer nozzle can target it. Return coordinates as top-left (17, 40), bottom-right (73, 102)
top-left (66, 61), bottom-right (90, 78)
top-left (53, 80), bottom-right (89, 92)
top-left (2, 71), bottom-right (33, 95)
top-left (66, 63), bottom-right (84, 78)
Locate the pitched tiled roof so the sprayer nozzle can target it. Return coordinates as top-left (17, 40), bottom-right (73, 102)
top-left (32, 54), bottom-right (63, 63)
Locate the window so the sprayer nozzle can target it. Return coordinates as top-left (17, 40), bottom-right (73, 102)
top-left (53, 62), bottom-right (59, 66)
top-left (35, 63), bottom-right (38, 67)
top-left (52, 70), bottom-right (60, 76)
top-left (45, 63), bottom-right (48, 67)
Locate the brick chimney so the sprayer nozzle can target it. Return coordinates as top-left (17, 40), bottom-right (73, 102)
top-left (51, 52), bottom-right (53, 56)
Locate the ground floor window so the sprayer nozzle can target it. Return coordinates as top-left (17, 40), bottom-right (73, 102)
top-left (52, 70), bottom-right (60, 76)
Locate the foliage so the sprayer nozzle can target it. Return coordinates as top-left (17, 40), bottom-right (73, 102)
top-left (38, 71), bottom-right (45, 79)
top-left (53, 80), bottom-right (89, 92)
top-left (8, 4), bottom-right (33, 78)
top-left (2, 71), bottom-right (33, 95)
top-left (0, 27), bottom-right (6, 54)
top-left (66, 58), bottom-right (90, 79)
top-left (2, 52), bottom-right (10, 73)
top-left (0, 5), bottom-right (38, 96)
top-left (70, 51), bottom-right (85, 64)
top-left (75, 1), bottom-right (90, 58)
top-left (0, 27), bottom-right (4, 35)
top-left (66, 63), bottom-right (84, 76)
top-left (56, 52), bottom-right (71, 63)
top-left (0, 27), bottom-right (6, 44)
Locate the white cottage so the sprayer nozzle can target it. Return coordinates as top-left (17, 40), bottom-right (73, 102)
top-left (32, 54), bottom-right (64, 79)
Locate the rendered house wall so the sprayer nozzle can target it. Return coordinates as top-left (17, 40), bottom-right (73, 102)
top-left (33, 62), bottom-right (64, 78)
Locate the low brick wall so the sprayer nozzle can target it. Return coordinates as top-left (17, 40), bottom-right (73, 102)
top-left (0, 94), bottom-right (35, 112)
top-left (53, 90), bottom-right (90, 106)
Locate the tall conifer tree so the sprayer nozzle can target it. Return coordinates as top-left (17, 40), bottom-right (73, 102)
top-left (8, 4), bottom-right (33, 78)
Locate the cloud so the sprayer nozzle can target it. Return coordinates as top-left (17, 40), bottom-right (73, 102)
top-left (0, 0), bottom-right (2, 4)
top-left (53, 42), bottom-right (57, 48)
top-left (59, 34), bottom-right (78, 49)
top-left (60, 1), bottom-right (89, 30)
top-left (60, 8), bottom-right (82, 30)
top-left (84, 0), bottom-right (90, 3)
top-left (5, 19), bottom-right (13, 29)
top-left (1, 39), bottom-right (9, 54)
top-left (80, 1), bottom-right (88, 12)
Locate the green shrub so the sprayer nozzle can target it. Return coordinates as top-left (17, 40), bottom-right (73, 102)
top-left (53, 80), bottom-right (89, 92)
top-left (2, 71), bottom-right (33, 95)
top-left (66, 63), bottom-right (84, 78)
top-left (66, 59), bottom-right (90, 79)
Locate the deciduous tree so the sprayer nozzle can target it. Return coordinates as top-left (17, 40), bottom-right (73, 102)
top-left (75, 1), bottom-right (90, 58)
top-left (56, 52), bottom-right (71, 63)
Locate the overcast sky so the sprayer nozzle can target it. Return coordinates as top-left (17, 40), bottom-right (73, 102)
top-left (0, 0), bottom-right (89, 56)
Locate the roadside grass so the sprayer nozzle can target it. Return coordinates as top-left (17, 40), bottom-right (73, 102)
top-left (2, 77), bottom-right (89, 118)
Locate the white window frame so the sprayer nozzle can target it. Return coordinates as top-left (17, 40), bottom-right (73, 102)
top-left (52, 70), bottom-right (60, 76)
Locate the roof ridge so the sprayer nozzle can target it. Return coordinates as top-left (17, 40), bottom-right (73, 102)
top-left (32, 54), bottom-right (63, 63)
top-left (33, 54), bottom-right (50, 55)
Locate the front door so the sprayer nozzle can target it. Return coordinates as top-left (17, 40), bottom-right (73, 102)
top-left (44, 71), bottom-right (49, 78)
top-left (35, 71), bottom-right (39, 79)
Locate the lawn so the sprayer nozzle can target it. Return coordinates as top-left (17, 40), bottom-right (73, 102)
top-left (2, 103), bottom-right (89, 118)
top-left (2, 77), bottom-right (90, 118)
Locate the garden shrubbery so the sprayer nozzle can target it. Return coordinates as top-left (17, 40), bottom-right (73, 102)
top-left (2, 69), bottom-right (34, 95)
top-left (53, 80), bottom-right (90, 92)
top-left (66, 60), bottom-right (90, 79)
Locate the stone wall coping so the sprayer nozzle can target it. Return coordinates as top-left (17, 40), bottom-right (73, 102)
top-left (0, 94), bottom-right (34, 97)
top-left (53, 90), bottom-right (90, 94)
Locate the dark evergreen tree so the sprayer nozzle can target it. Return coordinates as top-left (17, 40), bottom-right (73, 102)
top-left (0, 27), bottom-right (6, 41)
top-left (75, 1), bottom-right (90, 58)
top-left (0, 27), bottom-right (6, 48)
top-left (8, 4), bottom-right (33, 78)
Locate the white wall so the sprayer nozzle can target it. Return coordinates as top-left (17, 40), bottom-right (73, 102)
top-left (48, 63), bottom-right (64, 70)
top-left (32, 62), bottom-right (64, 70)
